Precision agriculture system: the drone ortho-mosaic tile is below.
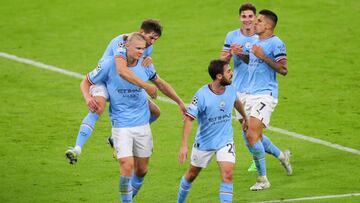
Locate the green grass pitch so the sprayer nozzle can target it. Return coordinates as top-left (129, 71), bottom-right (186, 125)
top-left (0, 0), bottom-right (359, 202)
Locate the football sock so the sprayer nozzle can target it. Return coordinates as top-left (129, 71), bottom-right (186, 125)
top-left (131, 174), bottom-right (144, 198)
top-left (242, 130), bottom-right (250, 147)
top-left (219, 182), bottom-right (233, 203)
top-left (119, 176), bottom-right (132, 203)
top-left (177, 176), bottom-right (192, 203)
top-left (261, 134), bottom-right (281, 158)
top-left (75, 112), bottom-right (99, 149)
top-left (249, 140), bottom-right (266, 176)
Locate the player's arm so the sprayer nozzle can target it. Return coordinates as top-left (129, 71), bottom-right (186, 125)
top-left (252, 45), bottom-right (288, 76)
top-left (115, 56), bottom-right (158, 98)
top-left (220, 50), bottom-right (232, 62)
top-left (151, 75), bottom-right (187, 115)
top-left (234, 99), bottom-right (248, 131)
top-left (231, 44), bottom-right (250, 64)
top-left (142, 56), bottom-right (152, 67)
top-left (80, 78), bottom-right (99, 112)
top-left (178, 115), bottom-right (194, 164)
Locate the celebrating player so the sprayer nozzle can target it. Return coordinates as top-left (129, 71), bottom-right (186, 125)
top-left (244, 9), bottom-right (292, 191)
top-left (83, 33), bottom-right (185, 202)
top-left (177, 59), bottom-right (248, 203)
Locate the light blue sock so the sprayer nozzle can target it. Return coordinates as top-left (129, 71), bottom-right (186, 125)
top-left (249, 140), bottom-right (266, 176)
top-left (261, 134), bottom-right (281, 158)
top-left (149, 115), bottom-right (158, 124)
top-left (219, 182), bottom-right (233, 203)
top-left (177, 176), bottom-right (192, 203)
top-left (119, 176), bottom-right (132, 203)
top-left (131, 174), bottom-right (144, 198)
top-left (75, 112), bottom-right (99, 148)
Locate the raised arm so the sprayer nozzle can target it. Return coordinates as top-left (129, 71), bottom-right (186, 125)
top-left (115, 56), bottom-right (158, 98)
top-left (151, 75), bottom-right (186, 115)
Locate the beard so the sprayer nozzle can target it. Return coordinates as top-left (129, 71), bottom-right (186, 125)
top-left (220, 77), bottom-right (232, 86)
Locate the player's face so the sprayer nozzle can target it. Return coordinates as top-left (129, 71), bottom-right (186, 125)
top-left (140, 31), bottom-right (160, 47)
top-left (126, 39), bottom-right (146, 60)
top-left (220, 64), bottom-right (233, 86)
top-left (255, 15), bottom-right (268, 34)
top-left (240, 10), bottom-right (256, 30)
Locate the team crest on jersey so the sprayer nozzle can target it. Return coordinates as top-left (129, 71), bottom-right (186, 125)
top-left (90, 64), bottom-right (102, 77)
top-left (245, 42), bottom-right (252, 49)
top-left (219, 101), bottom-right (225, 112)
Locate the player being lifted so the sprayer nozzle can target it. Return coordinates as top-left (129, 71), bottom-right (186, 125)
top-left (221, 3), bottom-right (292, 180)
top-left (65, 19), bottom-right (186, 164)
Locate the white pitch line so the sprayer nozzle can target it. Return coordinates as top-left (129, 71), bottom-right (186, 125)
top-left (251, 193), bottom-right (360, 203)
top-left (1, 51), bottom-right (360, 156)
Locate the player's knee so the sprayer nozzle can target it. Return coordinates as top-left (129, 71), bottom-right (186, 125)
top-left (221, 169), bottom-right (233, 183)
top-left (119, 160), bottom-right (134, 175)
top-left (185, 168), bottom-right (200, 182)
top-left (135, 165), bottom-right (148, 177)
top-left (247, 128), bottom-right (260, 146)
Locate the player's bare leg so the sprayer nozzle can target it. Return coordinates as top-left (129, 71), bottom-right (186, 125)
top-left (177, 165), bottom-right (202, 203)
top-left (247, 117), bottom-right (270, 191)
top-left (218, 161), bottom-right (234, 202)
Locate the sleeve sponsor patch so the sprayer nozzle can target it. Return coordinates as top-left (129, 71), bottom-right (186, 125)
top-left (89, 64), bottom-right (102, 78)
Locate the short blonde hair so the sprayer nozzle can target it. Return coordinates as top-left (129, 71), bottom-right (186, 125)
top-left (127, 32), bottom-right (146, 44)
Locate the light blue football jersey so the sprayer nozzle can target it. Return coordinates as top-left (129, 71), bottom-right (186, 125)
top-left (223, 29), bottom-right (258, 93)
top-left (247, 36), bottom-right (287, 98)
top-left (186, 84), bottom-right (237, 151)
top-left (87, 57), bottom-right (157, 128)
top-left (100, 34), bottom-right (153, 61)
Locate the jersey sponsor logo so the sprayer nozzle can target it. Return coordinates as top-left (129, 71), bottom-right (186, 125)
top-left (117, 88), bottom-right (142, 98)
top-left (207, 113), bottom-right (232, 124)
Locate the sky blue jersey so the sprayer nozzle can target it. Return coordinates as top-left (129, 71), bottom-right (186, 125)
top-left (86, 57), bottom-right (157, 128)
top-left (223, 29), bottom-right (258, 93)
top-left (247, 36), bottom-right (287, 98)
top-left (100, 34), bottom-right (153, 61)
top-left (186, 84), bottom-right (237, 151)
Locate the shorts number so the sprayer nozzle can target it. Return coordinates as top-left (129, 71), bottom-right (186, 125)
top-left (259, 102), bottom-right (266, 111)
top-left (226, 143), bottom-right (235, 157)
top-left (256, 102), bottom-right (266, 114)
